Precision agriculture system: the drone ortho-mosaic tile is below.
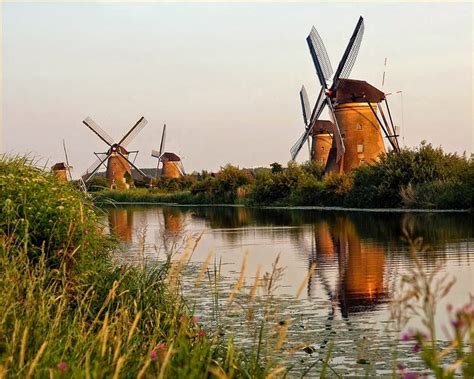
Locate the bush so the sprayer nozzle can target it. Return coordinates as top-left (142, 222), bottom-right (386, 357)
top-left (0, 156), bottom-right (107, 269)
top-left (346, 143), bottom-right (473, 209)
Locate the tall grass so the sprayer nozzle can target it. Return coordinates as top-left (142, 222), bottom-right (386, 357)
top-left (391, 219), bottom-right (474, 378)
top-left (0, 156), bottom-right (290, 377)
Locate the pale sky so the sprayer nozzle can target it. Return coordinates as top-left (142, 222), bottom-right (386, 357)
top-left (2, 2), bottom-right (473, 176)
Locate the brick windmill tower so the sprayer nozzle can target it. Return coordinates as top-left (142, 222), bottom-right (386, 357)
top-left (151, 124), bottom-right (185, 179)
top-left (291, 17), bottom-right (400, 173)
top-left (82, 116), bottom-right (150, 189)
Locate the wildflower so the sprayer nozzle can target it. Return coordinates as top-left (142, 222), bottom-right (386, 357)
top-left (150, 350), bottom-right (158, 361)
top-left (157, 341), bottom-right (166, 350)
top-left (412, 343), bottom-right (420, 353)
top-left (397, 363), bottom-right (406, 371)
top-left (57, 361), bottom-right (68, 372)
top-left (403, 372), bottom-right (420, 379)
top-left (401, 330), bottom-right (414, 341)
top-left (198, 329), bottom-right (206, 338)
top-left (191, 316), bottom-right (200, 325)
top-left (451, 319), bottom-right (463, 329)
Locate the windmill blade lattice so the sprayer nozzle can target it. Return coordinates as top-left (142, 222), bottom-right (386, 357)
top-left (158, 124), bottom-right (167, 158)
top-left (62, 139), bottom-right (73, 181)
top-left (299, 86), bottom-right (312, 126)
top-left (331, 16), bottom-right (364, 90)
top-left (307, 27), bottom-right (333, 87)
top-left (83, 153), bottom-right (110, 182)
top-left (119, 116), bottom-right (148, 148)
top-left (291, 87), bottom-right (328, 160)
top-left (83, 117), bottom-right (114, 146)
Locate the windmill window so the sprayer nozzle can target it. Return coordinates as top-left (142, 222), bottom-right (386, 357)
top-left (357, 144), bottom-right (364, 153)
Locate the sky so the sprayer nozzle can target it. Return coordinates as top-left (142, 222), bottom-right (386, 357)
top-left (2, 2), bottom-right (473, 177)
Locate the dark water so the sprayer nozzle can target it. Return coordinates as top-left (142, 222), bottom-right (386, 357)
top-left (103, 205), bottom-right (473, 375)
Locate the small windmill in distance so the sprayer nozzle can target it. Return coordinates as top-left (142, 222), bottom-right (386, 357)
top-left (82, 116), bottom-right (150, 189)
top-left (51, 139), bottom-right (75, 182)
top-left (151, 124), bottom-right (185, 179)
top-left (298, 85), bottom-right (334, 166)
top-left (51, 140), bottom-right (87, 191)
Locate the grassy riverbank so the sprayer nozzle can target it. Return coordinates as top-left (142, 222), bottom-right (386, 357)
top-left (0, 157), bottom-right (286, 377)
top-left (1, 156), bottom-right (473, 378)
top-left (94, 143), bottom-right (473, 210)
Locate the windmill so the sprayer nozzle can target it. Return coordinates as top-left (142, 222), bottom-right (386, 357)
top-left (151, 124), bottom-right (185, 179)
top-left (82, 116), bottom-right (149, 189)
top-left (299, 86), bottom-right (334, 166)
top-left (51, 140), bottom-right (73, 182)
top-left (291, 17), bottom-right (400, 173)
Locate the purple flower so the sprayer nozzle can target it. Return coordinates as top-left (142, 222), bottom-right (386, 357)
top-left (401, 330), bottom-right (414, 342)
top-left (150, 350), bottom-right (158, 361)
top-left (403, 372), bottom-right (420, 379)
top-left (57, 361), bottom-right (68, 372)
top-left (412, 343), bottom-right (420, 353)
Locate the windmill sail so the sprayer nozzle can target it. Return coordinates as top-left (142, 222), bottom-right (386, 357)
top-left (119, 116), bottom-right (148, 147)
top-left (299, 86), bottom-right (312, 126)
top-left (331, 16), bottom-right (364, 90)
top-left (291, 87), bottom-right (327, 160)
top-left (83, 117), bottom-right (114, 146)
top-left (62, 139), bottom-right (73, 181)
top-left (306, 27), bottom-right (333, 87)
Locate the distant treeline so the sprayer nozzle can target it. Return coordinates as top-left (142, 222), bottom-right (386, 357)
top-left (92, 143), bottom-right (474, 210)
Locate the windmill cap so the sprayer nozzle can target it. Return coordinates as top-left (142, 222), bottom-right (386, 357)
top-left (51, 162), bottom-right (67, 170)
top-left (335, 79), bottom-right (385, 104)
top-left (313, 120), bottom-right (334, 134)
top-left (161, 152), bottom-right (181, 161)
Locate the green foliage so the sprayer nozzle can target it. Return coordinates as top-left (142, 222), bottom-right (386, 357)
top-left (153, 176), bottom-right (196, 192)
top-left (91, 143), bottom-right (472, 209)
top-left (0, 156), bottom-right (108, 270)
top-left (0, 156), bottom-right (282, 378)
top-left (346, 143), bottom-right (473, 209)
top-left (86, 175), bottom-right (108, 192)
top-left (270, 162), bottom-right (283, 174)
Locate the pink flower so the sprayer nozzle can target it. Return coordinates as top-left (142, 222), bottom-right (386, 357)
top-left (198, 329), bottom-right (206, 338)
top-left (403, 372), bottom-right (420, 379)
top-left (57, 361), bottom-right (68, 372)
top-left (150, 350), bottom-right (158, 361)
top-left (157, 341), bottom-right (166, 351)
top-left (191, 316), bottom-right (200, 325)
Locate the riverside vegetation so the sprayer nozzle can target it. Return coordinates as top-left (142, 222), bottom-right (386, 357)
top-left (0, 157), bottom-right (291, 377)
top-left (1, 156), bottom-right (473, 378)
top-left (92, 143), bottom-right (473, 210)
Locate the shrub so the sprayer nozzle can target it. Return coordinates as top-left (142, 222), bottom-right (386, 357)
top-left (346, 143), bottom-right (472, 209)
top-left (0, 156), bottom-right (107, 269)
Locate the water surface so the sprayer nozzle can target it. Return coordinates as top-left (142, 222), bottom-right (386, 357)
top-left (103, 205), bottom-right (473, 376)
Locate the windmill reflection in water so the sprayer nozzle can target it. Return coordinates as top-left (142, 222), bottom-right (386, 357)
top-left (301, 216), bottom-right (389, 356)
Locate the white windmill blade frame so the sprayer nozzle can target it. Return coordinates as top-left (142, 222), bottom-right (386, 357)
top-left (331, 16), bottom-right (364, 91)
top-left (82, 116), bottom-right (115, 146)
top-left (299, 86), bottom-right (312, 127)
top-left (119, 116), bottom-right (148, 148)
top-left (158, 124), bottom-right (167, 158)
